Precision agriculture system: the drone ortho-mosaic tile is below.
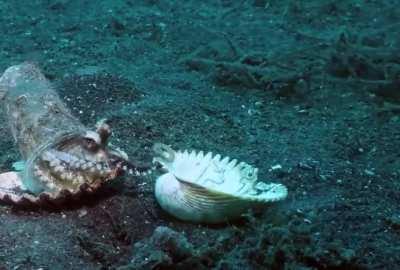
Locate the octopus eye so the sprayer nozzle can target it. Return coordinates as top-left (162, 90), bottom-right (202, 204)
top-left (83, 137), bottom-right (100, 152)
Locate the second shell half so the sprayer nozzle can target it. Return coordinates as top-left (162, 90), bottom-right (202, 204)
top-left (153, 143), bottom-right (288, 223)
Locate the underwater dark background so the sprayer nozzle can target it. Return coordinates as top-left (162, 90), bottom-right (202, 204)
top-left (0, 0), bottom-right (399, 269)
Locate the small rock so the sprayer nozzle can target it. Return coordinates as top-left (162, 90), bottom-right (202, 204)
top-left (78, 209), bottom-right (87, 218)
top-left (386, 214), bottom-right (400, 230)
top-left (270, 164), bottom-right (282, 171)
top-left (364, 169), bottom-right (375, 176)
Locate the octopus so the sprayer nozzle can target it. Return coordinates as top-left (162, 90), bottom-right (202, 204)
top-left (0, 120), bottom-right (152, 207)
top-left (0, 62), bottom-right (151, 207)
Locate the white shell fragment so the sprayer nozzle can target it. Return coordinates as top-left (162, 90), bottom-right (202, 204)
top-left (153, 144), bottom-right (288, 223)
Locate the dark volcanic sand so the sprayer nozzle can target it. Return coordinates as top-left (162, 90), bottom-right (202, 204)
top-left (0, 1), bottom-right (399, 269)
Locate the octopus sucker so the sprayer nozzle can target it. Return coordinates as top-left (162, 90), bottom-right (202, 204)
top-left (153, 143), bottom-right (288, 224)
top-left (0, 63), bottom-right (152, 207)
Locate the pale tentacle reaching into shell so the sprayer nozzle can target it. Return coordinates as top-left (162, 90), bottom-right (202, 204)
top-left (153, 143), bottom-right (288, 223)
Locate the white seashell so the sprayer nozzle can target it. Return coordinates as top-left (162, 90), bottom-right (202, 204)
top-left (153, 144), bottom-right (288, 223)
top-left (198, 151), bottom-right (204, 159)
top-left (227, 159), bottom-right (237, 169)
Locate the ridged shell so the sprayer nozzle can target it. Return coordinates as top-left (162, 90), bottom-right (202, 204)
top-left (153, 144), bottom-right (288, 223)
top-left (0, 171), bottom-right (99, 206)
